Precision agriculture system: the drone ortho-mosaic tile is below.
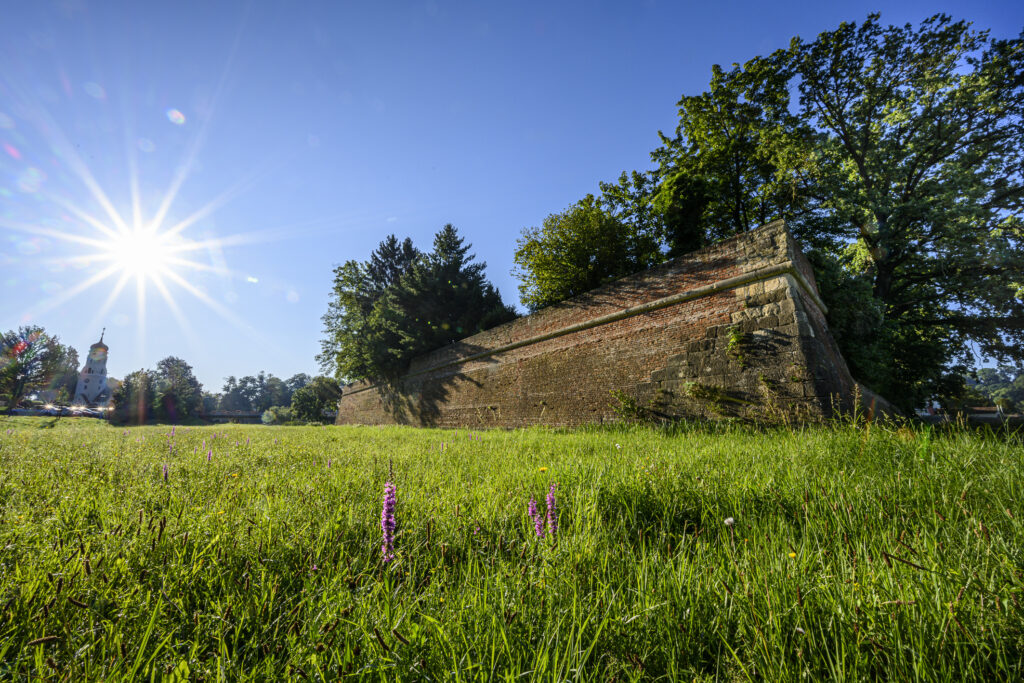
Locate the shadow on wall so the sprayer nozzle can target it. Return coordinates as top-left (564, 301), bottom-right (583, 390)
top-left (363, 339), bottom-right (491, 427)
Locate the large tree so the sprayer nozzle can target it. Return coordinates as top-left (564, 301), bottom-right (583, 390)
top-left (110, 369), bottom-right (155, 424)
top-left (317, 235), bottom-right (420, 381)
top-left (785, 15), bottom-right (1024, 404)
top-left (290, 375), bottom-right (342, 423)
top-left (0, 326), bottom-right (73, 412)
top-left (320, 226), bottom-right (516, 382)
top-left (152, 356), bottom-right (203, 420)
top-left (651, 53), bottom-right (812, 249)
top-left (512, 196), bottom-right (648, 311)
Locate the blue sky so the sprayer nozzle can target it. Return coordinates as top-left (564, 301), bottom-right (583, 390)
top-left (2, 1), bottom-right (1021, 391)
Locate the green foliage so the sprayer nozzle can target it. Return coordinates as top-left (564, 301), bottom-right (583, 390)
top-left (200, 392), bottom-right (219, 415)
top-left (785, 14), bottom-right (1024, 404)
top-left (0, 419), bottom-right (1022, 679)
top-left (260, 404), bottom-right (294, 424)
top-left (289, 376), bottom-right (341, 423)
top-left (725, 325), bottom-right (747, 368)
top-left (651, 52), bottom-right (808, 245)
top-left (0, 326), bottom-right (75, 411)
top-left (519, 13), bottom-right (1024, 409)
top-left (219, 372), bottom-right (307, 413)
top-left (512, 196), bottom-right (652, 311)
top-left (608, 389), bottom-right (652, 423)
top-left (805, 249), bottom-right (888, 387)
top-left (320, 226), bottom-right (516, 382)
top-left (110, 368), bottom-right (156, 424)
top-left (970, 367), bottom-right (1024, 411)
top-left (152, 357), bottom-right (203, 420)
top-left (110, 357), bottom-right (205, 423)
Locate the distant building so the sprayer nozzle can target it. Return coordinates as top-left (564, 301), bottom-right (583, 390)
top-left (74, 330), bottom-right (111, 407)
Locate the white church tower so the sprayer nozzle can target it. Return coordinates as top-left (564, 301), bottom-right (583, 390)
top-left (74, 329), bottom-right (111, 407)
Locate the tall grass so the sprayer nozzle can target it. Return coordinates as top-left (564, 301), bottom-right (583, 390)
top-left (0, 417), bottom-right (1021, 680)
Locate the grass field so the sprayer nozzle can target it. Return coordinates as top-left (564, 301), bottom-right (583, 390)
top-left (0, 416), bottom-right (1022, 681)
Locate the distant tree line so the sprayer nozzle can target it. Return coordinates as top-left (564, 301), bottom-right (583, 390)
top-left (511, 14), bottom-right (1024, 411)
top-left (110, 364), bottom-right (339, 424)
top-left (965, 368), bottom-right (1024, 414)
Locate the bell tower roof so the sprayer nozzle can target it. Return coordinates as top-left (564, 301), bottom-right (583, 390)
top-left (90, 328), bottom-right (108, 350)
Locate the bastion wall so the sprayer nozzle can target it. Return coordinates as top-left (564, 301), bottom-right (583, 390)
top-left (335, 220), bottom-right (859, 427)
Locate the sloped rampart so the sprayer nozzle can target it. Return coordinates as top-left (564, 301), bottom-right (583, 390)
top-left (336, 221), bottom-right (858, 427)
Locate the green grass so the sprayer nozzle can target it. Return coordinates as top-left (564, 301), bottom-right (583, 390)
top-left (0, 416), bottom-right (1022, 681)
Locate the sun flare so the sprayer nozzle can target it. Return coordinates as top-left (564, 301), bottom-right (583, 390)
top-left (106, 228), bottom-right (174, 279)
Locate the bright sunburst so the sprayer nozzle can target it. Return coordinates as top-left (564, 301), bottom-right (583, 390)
top-left (105, 227), bottom-right (175, 279)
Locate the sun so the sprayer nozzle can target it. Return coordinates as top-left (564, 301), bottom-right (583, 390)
top-left (105, 227), bottom-right (174, 279)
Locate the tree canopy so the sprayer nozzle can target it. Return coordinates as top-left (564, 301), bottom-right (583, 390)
top-left (319, 225), bottom-right (517, 382)
top-left (0, 326), bottom-right (76, 412)
top-left (512, 13), bottom-right (1024, 409)
top-left (290, 376), bottom-right (341, 423)
top-left (111, 356), bottom-right (206, 423)
top-left (153, 357), bottom-right (203, 420)
top-left (219, 372), bottom-right (309, 412)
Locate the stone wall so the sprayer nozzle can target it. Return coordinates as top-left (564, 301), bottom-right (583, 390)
top-left (336, 220), bottom-right (859, 428)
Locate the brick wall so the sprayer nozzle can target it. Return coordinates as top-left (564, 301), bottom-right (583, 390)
top-left (336, 221), bottom-right (859, 427)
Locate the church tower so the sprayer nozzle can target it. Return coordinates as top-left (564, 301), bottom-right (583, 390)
top-left (74, 329), bottom-right (111, 407)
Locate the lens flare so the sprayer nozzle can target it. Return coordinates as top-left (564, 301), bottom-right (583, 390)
top-left (83, 82), bottom-right (106, 100)
top-left (17, 167), bottom-right (46, 193)
top-left (166, 109), bottom-right (186, 125)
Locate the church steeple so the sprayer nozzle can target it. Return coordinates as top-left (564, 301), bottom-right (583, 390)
top-left (75, 330), bottom-right (111, 406)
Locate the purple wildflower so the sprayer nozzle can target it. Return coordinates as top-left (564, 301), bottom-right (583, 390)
top-left (528, 496), bottom-right (545, 538)
top-left (546, 484), bottom-right (558, 537)
top-left (381, 481), bottom-right (397, 562)
top-left (327, 458), bottom-right (332, 468)
top-left (171, 426), bottom-right (175, 437)
top-left (207, 449), bottom-right (212, 463)
top-left (162, 463), bottom-right (169, 482)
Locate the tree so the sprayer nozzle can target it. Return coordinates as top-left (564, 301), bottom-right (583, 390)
top-left (318, 235), bottom-right (420, 381)
top-left (0, 326), bottom-right (70, 412)
top-left (261, 405), bottom-right (294, 424)
top-left (319, 226), bottom-right (516, 382)
top-left (782, 14), bottom-right (1024, 405)
top-left (285, 373), bottom-right (311, 395)
top-left (387, 224), bottom-right (518, 358)
top-left (201, 392), bottom-right (220, 415)
top-left (290, 376), bottom-right (341, 423)
top-left (651, 53), bottom-right (811, 248)
top-left (972, 367), bottom-right (1024, 411)
top-left (219, 376), bottom-right (251, 411)
top-left (152, 357), bottom-right (203, 420)
top-left (512, 197), bottom-right (640, 311)
top-left (111, 369), bottom-right (155, 424)
top-left (218, 372), bottom-right (290, 412)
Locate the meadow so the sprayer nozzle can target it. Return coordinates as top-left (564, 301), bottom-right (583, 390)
top-left (0, 417), bottom-right (1021, 681)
